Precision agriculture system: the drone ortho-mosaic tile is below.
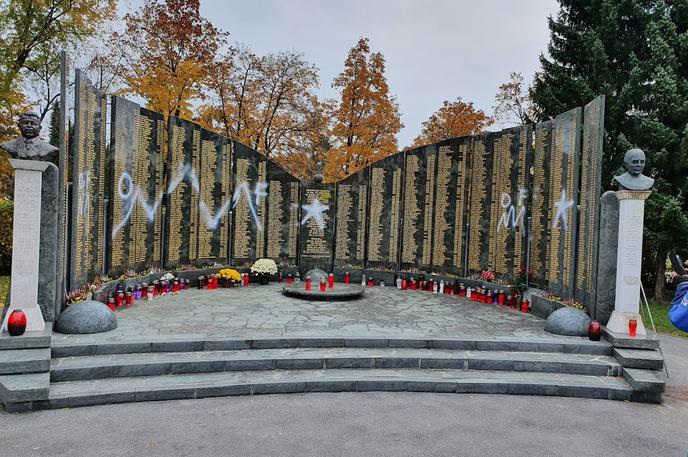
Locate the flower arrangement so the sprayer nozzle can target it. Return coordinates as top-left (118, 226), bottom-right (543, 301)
top-left (481, 270), bottom-right (495, 282)
top-left (161, 272), bottom-right (175, 281)
top-left (513, 267), bottom-right (533, 292)
top-left (541, 292), bottom-right (588, 314)
top-left (66, 278), bottom-right (103, 305)
top-left (218, 268), bottom-right (241, 282)
top-left (250, 258), bottom-right (278, 276)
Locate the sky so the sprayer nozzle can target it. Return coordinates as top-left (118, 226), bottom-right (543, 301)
top-left (121, 0), bottom-right (559, 149)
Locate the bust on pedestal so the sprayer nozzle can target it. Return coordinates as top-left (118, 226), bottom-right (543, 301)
top-left (605, 148), bottom-right (654, 336)
top-left (0, 112), bottom-right (60, 333)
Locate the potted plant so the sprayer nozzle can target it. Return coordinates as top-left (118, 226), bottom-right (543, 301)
top-left (250, 259), bottom-right (278, 285)
top-left (218, 268), bottom-right (241, 287)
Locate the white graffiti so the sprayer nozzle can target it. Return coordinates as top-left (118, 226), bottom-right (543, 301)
top-left (77, 169), bottom-right (90, 217)
top-left (553, 188), bottom-right (574, 230)
top-left (231, 181), bottom-right (268, 231)
top-left (111, 163), bottom-right (272, 237)
top-left (301, 198), bottom-right (328, 230)
top-left (497, 189), bottom-right (528, 232)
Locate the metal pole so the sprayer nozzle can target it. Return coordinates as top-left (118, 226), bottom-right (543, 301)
top-left (228, 210), bottom-right (233, 266)
top-left (640, 283), bottom-right (669, 378)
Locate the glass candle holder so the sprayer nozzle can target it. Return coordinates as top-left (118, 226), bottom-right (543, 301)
top-left (295, 272), bottom-right (301, 283)
top-left (116, 291), bottom-right (124, 308)
top-left (243, 274), bottom-right (249, 287)
top-left (287, 274), bottom-right (293, 284)
top-left (628, 319), bottom-right (638, 337)
top-left (198, 276), bottom-right (205, 290)
top-left (367, 279), bottom-right (373, 287)
top-left (125, 291), bottom-right (134, 307)
top-left (305, 276), bottom-right (312, 291)
top-left (134, 285), bottom-right (143, 301)
top-left (401, 278), bottom-right (408, 290)
top-left (319, 278), bottom-right (327, 292)
top-left (173, 280), bottom-right (180, 294)
top-left (107, 297), bottom-right (116, 311)
top-left (147, 285), bottom-right (154, 300)
top-left (328, 273), bottom-right (334, 289)
top-left (486, 290), bottom-right (493, 304)
top-left (344, 272), bottom-right (350, 284)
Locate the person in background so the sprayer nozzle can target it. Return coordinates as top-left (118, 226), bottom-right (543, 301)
top-left (668, 258), bottom-right (688, 332)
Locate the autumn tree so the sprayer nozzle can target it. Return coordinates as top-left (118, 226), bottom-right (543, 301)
top-left (411, 98), bottom-right (493, 147)
top-left (201, 47), bottom-right (326, 179)
top-left (0, 0), bottom-right (116, 141)
top-left (493, 72), bottom-right (538, 126)
top-left (111, 0), bottom-right (227, 124)
top-left (326, 38), bottom-right (402, 181)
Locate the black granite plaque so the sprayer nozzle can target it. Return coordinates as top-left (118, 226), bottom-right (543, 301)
top-left (334, 167), bottom-right (369, 269)
top-left (108, 96), bottom-right (165, 274)
top-left (575, 95), bottom-right (605, 307)
top-left (400, 145), bottom-right (436, 272)
top-left (231, 141), bottom-right (267, 266)
top-left (466, 132), bottom-right (496, 275)
top-left (265, 158), bottom-right (300, 267)
top-left (196, 128), bottom-right (232, 264)
top-left (299, 183), bottom-right (335, 272)
top-left (547, 107), bottom-right (582, 297)
top-left (486, 126), bottom-right (532, 278)
top-left (430, 138), bottom-right (471, 275)
top-left (529, 120), bottom-right (553, 286)
top-left (70, 70), bottom-right (107, 288)
top-left (366, 151), bottom-right (404, 271)
top-left (166, 116), bottom-right (201, 266)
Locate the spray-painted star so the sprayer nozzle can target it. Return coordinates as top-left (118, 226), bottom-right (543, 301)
top-left (301, 199), bottom-right (328, 230)
top-left (553, 188), bottom-right (574, 230)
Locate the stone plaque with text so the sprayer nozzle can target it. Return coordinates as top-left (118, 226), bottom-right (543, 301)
top-left (400, 145), bottom-right (436, 272)
top-left (232, 141), bottom-right (267, 266)
top-left (70, 70), bottom-right (107, 288)
top-left (466, 133), bottom-right (496, 275)
top-left (334, 168), bottom-right (369, 269)
top-left (108, 96), bottom-right (165, 274)
top-left (546, 107), bottom-right (582, 297)
top-left (265, 159), bottom-right (300, 267)
top-left (366, 152), bottom-right (404, 271)
top-left (575, 95), bottom-right (605, 308)
top-left (299, 183), bottom-right (335, 272)
top-left (529, 121), bottom-right (553, 286)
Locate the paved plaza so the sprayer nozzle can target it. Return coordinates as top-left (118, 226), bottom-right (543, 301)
top-left (53, 284), bottom-right (562, 345)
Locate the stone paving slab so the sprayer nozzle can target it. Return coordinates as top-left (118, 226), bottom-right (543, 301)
top-left (52, 285), bottom-right (595, 345)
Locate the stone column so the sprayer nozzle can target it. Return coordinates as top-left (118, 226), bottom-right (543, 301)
top-left (2, 160), bottom-right (57, 333)
top-left (605, 189), bottom-right (651, 336)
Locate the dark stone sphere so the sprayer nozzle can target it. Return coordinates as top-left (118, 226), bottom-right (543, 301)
top-left (544, 306), bottom-right (591, 336)
top-left (304, 268), bottom-right (328, 283)
top-left (55, 300), bottom-right (118, 334)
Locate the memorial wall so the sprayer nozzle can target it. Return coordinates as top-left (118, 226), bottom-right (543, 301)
top-left (70, 71), bottom-right (107, 288)
top-left (68, 87), bottom-right (605, 308)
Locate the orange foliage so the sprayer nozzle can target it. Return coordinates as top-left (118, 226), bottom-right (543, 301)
top-left (326, 38), bottom-right (402, 181)
top-left (112, 0), bottom-right (227, 126)
top-left (493, 72), bottom-right (537, 126)
top-left (412, 98), bottom-right (493, 148)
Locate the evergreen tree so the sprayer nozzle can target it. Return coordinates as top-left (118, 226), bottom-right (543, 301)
top-left (531, 0), bottom-right (688, 299)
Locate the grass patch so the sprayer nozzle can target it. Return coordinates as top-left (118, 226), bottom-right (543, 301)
top-left (641, 299), bottom-right (688, 338)
top-left (0, 275), bottom-right (8, 305)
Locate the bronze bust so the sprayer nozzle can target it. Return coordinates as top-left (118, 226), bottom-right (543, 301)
top-left (0, 112), bottom-right (58, 165)
top-left (614, 148), bottom-right (654, 191)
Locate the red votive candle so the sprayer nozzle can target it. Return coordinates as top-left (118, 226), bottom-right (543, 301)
top-left (628, 319), bottom-right (637, 337)
top-left (344, 272), bottom-right (350, 284)
top-left (107, 297), bottom-right (116, 311)
top-left (116, 292), bottom-right (124, 308)
top-left (173, 280), bottom-right (180, 294)
top-left (367, 278), bottom-right (374, 287)
top-left (401, 278), bottom-right (407, 290)
top-left (243, 274), bottom-right (249, 287)
top-left (305, 276), bottom-right (312, 291)
top-left (320, 278), bottom-right (327, 292)
top-left (521, 301), bottom-right (529, 313)
top-left (287, 274), bottom-right (293, 284)
top-left (486, 290), bottom-right (493, 304)
top-left (125, 291), bottom-right (134, 307)
top-left (147, 285), bottom-right (154, 300)
top-left (328, 273), bottom-right (334, 289)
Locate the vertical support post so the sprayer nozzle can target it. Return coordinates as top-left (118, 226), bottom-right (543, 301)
top-left (57, 50), bottom-right (68, 316)
top-left (228, 210), bottom-right (233, 266)
top-left (526, 216), bottom-right (532, 289)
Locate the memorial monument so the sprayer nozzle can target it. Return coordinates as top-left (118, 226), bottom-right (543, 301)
top-left (605, 148), bottom-right (654, 336)
top-left (1, 112), bottom-right (60, 332)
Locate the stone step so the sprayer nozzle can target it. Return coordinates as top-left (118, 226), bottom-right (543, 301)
top-left (51, 336), bottom-right (612, 358)
top-left (47, 369), bottom-right (633, 409)
top-left (603, 328), bottom-right (660, 350)
top-left (50, 348), bottom-right (622, 382)
top-left (0, 325), bottom-right (52, 350)
top-left (622, 368), bottom-right (667, 393)
top-left (0, 348), bottom-right (50, 375)
top-left (0, 372), bottom-right (50, 412)
top-left (613, 348), bottom-right (664, 370)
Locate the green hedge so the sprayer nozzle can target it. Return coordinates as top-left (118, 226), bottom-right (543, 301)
top-left (0, 200), bottom-right (12, 275)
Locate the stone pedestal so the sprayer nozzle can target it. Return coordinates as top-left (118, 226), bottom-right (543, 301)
top-left (2, 160), bottom-right (59, 333)
top-left (606, 190), bottom-right (651, 336)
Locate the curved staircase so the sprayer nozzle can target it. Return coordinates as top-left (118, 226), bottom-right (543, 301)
top-left (42, 336), bottom-right (641, 409)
